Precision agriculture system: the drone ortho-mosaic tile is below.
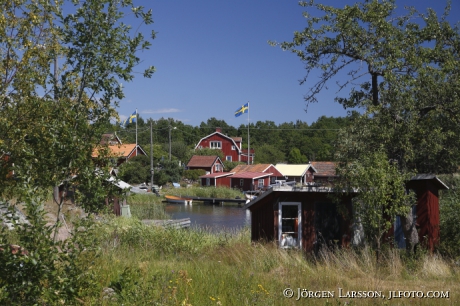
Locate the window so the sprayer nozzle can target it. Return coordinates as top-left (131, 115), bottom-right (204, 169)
top-left (278, 202), bottom-right (301, 249)
top-left (215, 164), bottom-right (222, 172)
top-left (258, 179), bottom-right (264, 188)
top-left (226, 156), bottom-right (232, 161)
top-left (206, 178), bottom-right (210, 186)
top-left (210, 141), bottom-right (221, 149)
top-left (240, 179), bottom-right (244, 187)
top-left (198, 145), bottom-right (202, 149)
top-left (231, 145), bottom-right (236, 150)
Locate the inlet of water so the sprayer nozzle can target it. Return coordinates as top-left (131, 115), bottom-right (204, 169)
top-left (164, 202), bottom-right (250, 231)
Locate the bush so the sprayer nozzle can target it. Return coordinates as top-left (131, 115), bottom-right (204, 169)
top-left (118, 155), bottom-right (151, 184)
top-left (0, 198), bottom-right (100, 305)
top-left (183, 169), bottom-right (206, 181)
top-left (438, 174), bottom-right (460, 258)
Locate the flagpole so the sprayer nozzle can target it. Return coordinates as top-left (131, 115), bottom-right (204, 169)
top-left (247, 102), bottom-right (250, 165)
top-left (135, 108), bottom-right (138, 157)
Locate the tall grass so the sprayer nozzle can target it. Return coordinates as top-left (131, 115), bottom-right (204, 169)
top-left (127, 193), bottom-right (169, 220)
top-left (76, 216), bottom-right (460, 305)
top-left (165, 186), bottom-right (244, 199)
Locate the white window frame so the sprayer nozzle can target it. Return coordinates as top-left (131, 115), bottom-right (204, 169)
top-left (210, 141), bottom-right (221, 149)
top-left (258, 178), bottom-right (264, 188)
top-left (278, 202), bottom-right (302, 249)
top-left (215, 164), bottom-right (222, 172)
top-left (231, 145), bottom-right (236, 150)
top-left (226, 156), bottom-right (232, 161)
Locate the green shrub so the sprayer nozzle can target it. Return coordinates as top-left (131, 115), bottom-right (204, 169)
top-left (0, 198), bottom-right (101, 305)
top-left (183, 169), bottom-right (206, 181)
top-left (439, 174), bottom-right (460, 259)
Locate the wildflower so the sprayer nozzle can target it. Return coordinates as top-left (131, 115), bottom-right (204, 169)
top-left (209, 296), bottom-right (216, 301)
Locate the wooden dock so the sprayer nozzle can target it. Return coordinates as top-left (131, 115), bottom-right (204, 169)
top-left (142, 218), bottom-right (191, 229)
top-left (184, 196), bottom-right (247, 204)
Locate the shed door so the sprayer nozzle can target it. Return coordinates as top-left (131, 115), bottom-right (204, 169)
top-left (278, 202), bottom-right (302, 248)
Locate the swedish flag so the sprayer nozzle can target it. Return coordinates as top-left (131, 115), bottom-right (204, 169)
top-left (128, 111), bottom-right (137, 124)
top-left (120, 111), bottom-right (137, 127)
top-left (235, 103), bottom-right (249, 117)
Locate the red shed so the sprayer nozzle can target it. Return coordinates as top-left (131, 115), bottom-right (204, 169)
top-left (230, 172), bottom-right (272, 191)
top-left (244, 186), bottom-right (356, 252)
top-left (406, 174), bottom-right (449, 252)
top-left (200, 172), bottom-right (234, 187)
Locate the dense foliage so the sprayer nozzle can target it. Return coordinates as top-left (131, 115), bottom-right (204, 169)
top-left (0, 0), bottom-right (155, 303)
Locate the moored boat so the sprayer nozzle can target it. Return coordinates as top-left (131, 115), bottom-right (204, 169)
top-left (165, 195), bottom-right (193, 205)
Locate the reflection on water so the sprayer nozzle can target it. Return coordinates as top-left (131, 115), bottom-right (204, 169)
top-left (165, 203), bottom-right (250, 230)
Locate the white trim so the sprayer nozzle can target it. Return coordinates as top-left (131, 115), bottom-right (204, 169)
top-left (194, 132), bottom-right (242, 153)
top-left (278, 202), bottom-right (302, 249)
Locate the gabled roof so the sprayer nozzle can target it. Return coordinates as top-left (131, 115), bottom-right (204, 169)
top-left (195, 131), bottom-right (241, 152)
top-left (187, 155), bottom-right (222, 168)
top-left (231, 137), bottom-right (242, 143)
top-left (275, 164), bottom-right (315, 177)
top-left (407, 174), bottom-right (449, 190)
top-left (310, 161), bottom-right (337, 177)
top-left (199, 172), bottom-right (234, 178)
top-left (100, 133), bottom-right (122, 145)
top-left (232, 164), bottom-right (269, 173)
top-left (92, 143), bottom-right (147, 159)
top-left (232, 164), bottom-right (282, 176)
top-left (231, 172), bottom-right (272, 179)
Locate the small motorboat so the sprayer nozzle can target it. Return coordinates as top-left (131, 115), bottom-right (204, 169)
top-left (165, 195), bottom-right (193, 205)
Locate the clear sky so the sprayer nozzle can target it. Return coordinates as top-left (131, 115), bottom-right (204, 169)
top-left (117, 0), bottom-right (459, 127)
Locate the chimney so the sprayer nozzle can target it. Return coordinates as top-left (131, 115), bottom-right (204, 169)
top-left (216, 127), bottom-right (222, 133)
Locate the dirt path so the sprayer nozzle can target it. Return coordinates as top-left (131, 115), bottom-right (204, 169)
top-left (45, 212), bottom-right (72, 241)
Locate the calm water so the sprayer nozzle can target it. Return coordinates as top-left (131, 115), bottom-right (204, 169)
top-left (165, 203), bottom-right (251, 230)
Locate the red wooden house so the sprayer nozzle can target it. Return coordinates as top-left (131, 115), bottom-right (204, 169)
top-left (92, 143), bottom-right (147, 167)
top-left (310, 161), bottom-right (338, 185)
top-left (195, 128), bottom-right (254, 164)
top-left (230, 172), bottom-right (272, 191)
top-left (232, 164), bottom-right (284, 184)
top-left (186, 155), bottom-right (224, 174)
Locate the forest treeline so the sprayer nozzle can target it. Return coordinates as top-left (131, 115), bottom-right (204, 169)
top-left (107, 112), bottom-right (359, 165)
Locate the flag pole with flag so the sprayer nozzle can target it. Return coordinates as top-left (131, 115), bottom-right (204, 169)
top-left (235, 102), bottom-right (250, 165)
top-left (123, 110), bottom-right (138, 156)
top-left (134, 109), bottom-right (138, 156)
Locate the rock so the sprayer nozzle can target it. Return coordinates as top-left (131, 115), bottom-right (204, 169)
top-left (0, 202), bottom-right (30, 230)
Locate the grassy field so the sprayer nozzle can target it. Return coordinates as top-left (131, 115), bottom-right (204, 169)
top-left (7, 189), bottom-right (460, 305)
top-left (67, 216), bottom-right (460, 305)
top-left (163, 186), bottom-right (244, 199)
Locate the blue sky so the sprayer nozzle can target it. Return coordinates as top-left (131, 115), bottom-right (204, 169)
top-left (117, 0), bottom-right (459, 127)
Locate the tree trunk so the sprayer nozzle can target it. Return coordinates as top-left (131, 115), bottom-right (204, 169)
top-left (400, 206), bottom-right (419, 254)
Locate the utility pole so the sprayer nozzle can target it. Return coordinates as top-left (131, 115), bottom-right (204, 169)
top-left (169, 125), bottom-right (176, 161)
top-left (150, 121), bottom-right (154, 190)
top-left (169, 125), bottom-right (171, 161)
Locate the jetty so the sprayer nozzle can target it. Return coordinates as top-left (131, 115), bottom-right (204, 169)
top-left (184, 196), bottom-right (247, 205)
top-left (142, 218), bottom-right (191, 229)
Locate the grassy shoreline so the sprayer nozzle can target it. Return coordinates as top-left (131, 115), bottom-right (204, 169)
top-left (68, 216), bottom-right (460, 305)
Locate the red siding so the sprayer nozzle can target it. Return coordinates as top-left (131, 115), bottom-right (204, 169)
top-left (248, 191), bottom-right (354, 253)
top-left (197, 134), bottom-right (240, 162)
top-left (230, 177), bottom-right (270, 191)
top-left (201, 176), bottom-right (232, 187)
top-left (416, 187), bottom-right (440, 252)
top-left (216, 176), bottom-right (231, 187)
